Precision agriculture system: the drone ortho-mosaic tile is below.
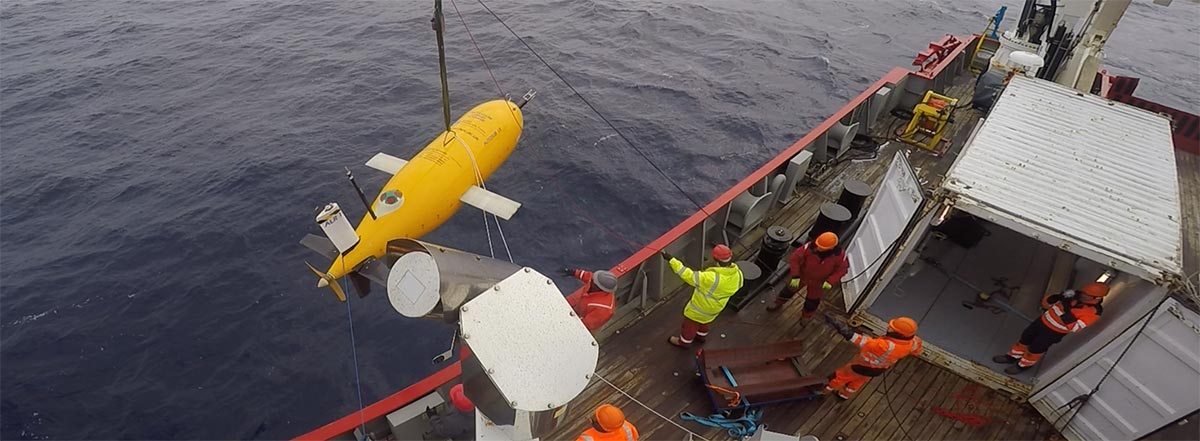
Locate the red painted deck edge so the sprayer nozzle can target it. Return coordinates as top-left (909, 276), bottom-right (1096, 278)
top-left (294, 352), bottom-right (466, 440)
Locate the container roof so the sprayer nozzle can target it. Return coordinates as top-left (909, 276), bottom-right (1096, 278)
top-left (945, 75), bottom-right (1182, 280)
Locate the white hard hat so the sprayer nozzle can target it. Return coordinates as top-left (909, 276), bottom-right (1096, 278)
top-left (593, 270), bottom-right (618, 293)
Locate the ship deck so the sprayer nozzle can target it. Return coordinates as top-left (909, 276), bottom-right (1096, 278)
top-left (544, 64), bottom-right (1200, 439)
top-left (546, 75), bottom-right (1071, 441)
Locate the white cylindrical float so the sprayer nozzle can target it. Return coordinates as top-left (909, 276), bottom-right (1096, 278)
top-left (315, 202), bottom-right (359, 254)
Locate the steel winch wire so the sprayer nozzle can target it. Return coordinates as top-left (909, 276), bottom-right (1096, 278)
top-left (880, 364), bottom-right (915, 440)
top-left (448, 0), bottom-right (642, 254)
top-left (454, 133), bottom-right (512, 262)
top-left (1050, 272), bottom-right (1199, 432)
top-left (1051, 272), bottom-right (1198, 432)
top-left (841, 237), bottom-right (901, 284)
top-left (340, 260), bottom-right (368, 436)
top-left (473, 0), bottom-right (712, 217)
top-left (447, 0), bottom-right (524, 132)
top-left (448, 0), bottom-right (504, 98)
top-left (1051, 292), bottom-right (1173, 431)
top-left (593, 373), bottom-right (713, 441)
top-left (442, 0), bottom-right (518, 262)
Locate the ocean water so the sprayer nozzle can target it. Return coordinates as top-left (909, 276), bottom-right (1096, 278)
top-left (2, 0), bottom-right (1196, 439)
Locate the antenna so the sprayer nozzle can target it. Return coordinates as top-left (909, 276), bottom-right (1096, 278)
top-left (432, 0), bottom-right (452, 132)
top-left (345, 167), bottom-right (377, 220)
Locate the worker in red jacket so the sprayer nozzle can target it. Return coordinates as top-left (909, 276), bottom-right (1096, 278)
top-left (561, 268), bottom-right (618, 331)
top-left (768, 232), bottom-right (848, 318)
top-left (993, 282), bottom-right (1108, 374)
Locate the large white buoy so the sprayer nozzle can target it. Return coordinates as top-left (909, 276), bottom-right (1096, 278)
top-left (1008, 51), bottom-right (1045, 76)
top-left (315, 202), bottom-right (359, 254)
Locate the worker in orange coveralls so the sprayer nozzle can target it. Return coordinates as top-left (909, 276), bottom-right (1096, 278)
top-left (822, 314), bottom-right (922, 399)
top-left (768, 232), bottom-right (848, 318)
top-left (561, 268), bottom-right (618, 331)
top-left (576, 404), bottom-right (638, 441)
top-left (992, 282), bottom-right (1108, 374)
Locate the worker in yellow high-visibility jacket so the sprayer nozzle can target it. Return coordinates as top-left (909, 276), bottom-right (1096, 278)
top-left (662, 245), bottom-right (744, 348)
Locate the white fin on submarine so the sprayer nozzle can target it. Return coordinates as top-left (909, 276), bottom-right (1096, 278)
top-left (460, 186), bottom-right (521, 220)
top-left (364, 152), bottom-right (409, 175)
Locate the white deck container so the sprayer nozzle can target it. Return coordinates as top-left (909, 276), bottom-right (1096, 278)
top-left (843, 75), bottom-right (1194, 441)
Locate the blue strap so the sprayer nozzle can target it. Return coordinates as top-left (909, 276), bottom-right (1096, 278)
top-left (720, 366), bottom-right (738, 387)
top-left (679, 407), bottom-right (764, 438)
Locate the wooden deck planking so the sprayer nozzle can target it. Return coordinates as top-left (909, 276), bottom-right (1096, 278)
top-left (834, 360), bottom-right (911, 440)
top-left (549, 292), bottom-right (1053, 440)
top-left (863, 359), bottom-right (937, 440)
top-left (896, 369), bottom-right (948, 439)
top-left (1175, 150), bottom-right (1199, 279)
top-left (853, 360), bottom-right (923, 440)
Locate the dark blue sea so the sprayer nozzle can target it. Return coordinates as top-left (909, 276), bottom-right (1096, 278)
top-left (2, 0), bottom-right (1197, 439)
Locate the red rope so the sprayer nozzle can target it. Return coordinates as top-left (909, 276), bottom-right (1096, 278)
top-left (931, 405), bottom-right (990, 427)
top-left (706, 384), bottom-right (742, 408)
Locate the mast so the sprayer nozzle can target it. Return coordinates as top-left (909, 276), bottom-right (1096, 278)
top-left (992, 0), bottom-right (1171, 93)
top-left (433, 0), bottom-right (452, 132)
top-left (1051, 0), bottom-right (1133, 92)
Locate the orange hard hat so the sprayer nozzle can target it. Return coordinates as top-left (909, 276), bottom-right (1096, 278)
top-left (1080, 282), bottom-right (1109, 298)
top-left (815, 232), bottom-right (839, 251)
top-left (888, 317), bottom-right (918, 337)
top-left (712, 244), bottom-right (733, 262)
top-left (449, 384), bottom-right (474, 412)
top-left (594, 404), bottom-right (626, 432)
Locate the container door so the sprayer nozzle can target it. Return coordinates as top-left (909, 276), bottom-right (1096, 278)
top-left (842, 152), bottom-right (924, 311)
top-left (1029, 298), bottom-right (1200, 441)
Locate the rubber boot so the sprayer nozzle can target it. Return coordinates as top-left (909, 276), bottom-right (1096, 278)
top-left (668, 336), bottom-right (692, 348)
top-left (1004, 364), bottom-right (1030, 375)
top-left (992, 355), bottom-right (1018, 364)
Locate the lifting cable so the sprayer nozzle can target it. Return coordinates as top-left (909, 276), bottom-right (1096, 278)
top-left (880, 366), bottom-right (915, 440)
top-left (439, 0), bottom-right (513, 262)
top-left (452, 132), bottom-right (514, 262)
top-left (593, 373), bottom-right (712, 441)
top-left (473, 0), bottom-right (711, 216)
top-left (340, 260), bottom-right (368, 435)
top-left (448, 0), bottom-right (505, 98)
top-left (1051, 293), bottom-right (1173, 431)
top-left (448, 0), bottom-right (648, 253)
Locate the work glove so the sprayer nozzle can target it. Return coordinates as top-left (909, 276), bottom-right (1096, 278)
top-left (789, 278), bottom-right (801, 290)
top-left (660, 251), bottom-right (673, 261)
top-left (560, 267), bottom-right (575, 277)
top-left (823, 313), bottom-right (855, 340)
top-left (1061, 289), bottom-right (1077, 299)
top-left (1060, 307), bottom-right (1078, 324)
top-left (822, 281), bottom-right (833, 290)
